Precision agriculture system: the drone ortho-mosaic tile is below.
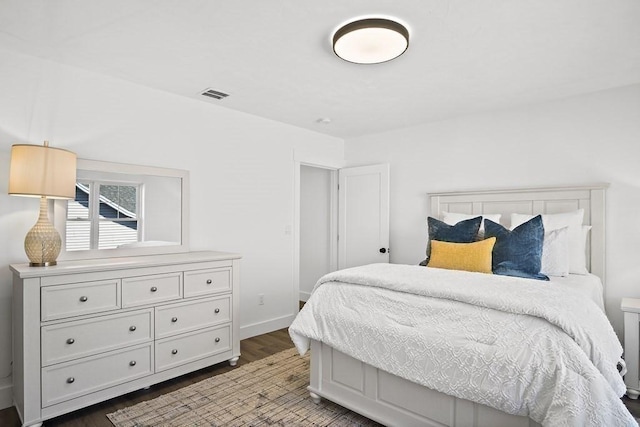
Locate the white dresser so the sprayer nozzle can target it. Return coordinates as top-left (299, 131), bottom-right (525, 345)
top-left (11, 251), bottom-right (241, 427)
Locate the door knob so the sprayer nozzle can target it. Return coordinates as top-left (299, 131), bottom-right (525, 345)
top-left (379, 248), bottom-right (387, 254)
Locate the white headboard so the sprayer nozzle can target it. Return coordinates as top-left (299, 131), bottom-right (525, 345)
top-left (429, 185), bottom-right (608, 282)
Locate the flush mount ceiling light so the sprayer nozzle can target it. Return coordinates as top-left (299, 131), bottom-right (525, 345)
top-left (333, 18), bottom-right (409, 64)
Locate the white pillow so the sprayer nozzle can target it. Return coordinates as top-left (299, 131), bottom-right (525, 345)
top-left (540, 227), bottom-right (569, 277)
top-left (580, 224), bottom-right (592, 268)
top-left (511, 209), bottom-right (588, 275)
top-left (442, 211), bottom-right (501, 233)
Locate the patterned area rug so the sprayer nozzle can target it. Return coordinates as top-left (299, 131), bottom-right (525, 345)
top-left (107, 348), bottom-right (381, 426)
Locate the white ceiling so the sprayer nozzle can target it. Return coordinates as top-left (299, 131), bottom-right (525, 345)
top-left (1, 0), bottom-right (639, 139)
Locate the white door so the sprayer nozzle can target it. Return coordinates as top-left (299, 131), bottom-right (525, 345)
top-left (338, 164), bottom-right (390, 269)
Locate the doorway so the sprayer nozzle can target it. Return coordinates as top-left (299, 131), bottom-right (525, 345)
top-left (299, 165), bottom-right (338, 302)
top-left (293, 157), bottom-right (389, 314)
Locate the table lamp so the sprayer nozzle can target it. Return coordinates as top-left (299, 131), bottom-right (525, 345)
top-left (9, 141), bottom-right (77, 266)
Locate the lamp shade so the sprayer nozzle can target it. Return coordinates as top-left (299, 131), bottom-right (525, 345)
top-left (333, 18), bottom-right (409, 64)
top-left (9, 143), bottom-right (77, 199)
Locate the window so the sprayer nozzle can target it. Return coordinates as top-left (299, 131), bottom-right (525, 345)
top-left (66, 181), bottom-right (142, 251)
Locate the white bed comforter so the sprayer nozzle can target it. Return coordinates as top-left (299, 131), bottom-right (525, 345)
top-left (289, 264), bottom-right (635, 426)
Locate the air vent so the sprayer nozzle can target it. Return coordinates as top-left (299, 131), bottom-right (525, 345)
top-left (200, 88), bottom-right (229, 100)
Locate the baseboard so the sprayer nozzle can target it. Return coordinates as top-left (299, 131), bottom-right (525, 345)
top-left (240, 314), bottom-right (295, 340)
top-left (0, 376), bottom-right (12, 410)
top-left (299, 291), bottom-right (311, 302)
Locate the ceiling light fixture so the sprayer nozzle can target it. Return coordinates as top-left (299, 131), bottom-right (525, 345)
top-left (333, 18), bottom-right (409, 64)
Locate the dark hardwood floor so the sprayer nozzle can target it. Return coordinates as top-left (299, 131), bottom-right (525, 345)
top-left (623, 395), bottom-right (640, 419)
top-left (0, 328), bottom-right (294, 427)
top-left (1, 326), bottom-right (638, 425)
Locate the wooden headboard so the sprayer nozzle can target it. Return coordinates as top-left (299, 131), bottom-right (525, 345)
top-left (429, 185), bottom-right (608, 282)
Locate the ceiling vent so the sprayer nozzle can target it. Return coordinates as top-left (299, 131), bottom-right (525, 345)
top-left (200, 88), bottom-right (230, 100)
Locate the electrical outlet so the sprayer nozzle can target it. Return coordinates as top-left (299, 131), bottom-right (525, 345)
top-left (258, 294), bottom-right (265, 305)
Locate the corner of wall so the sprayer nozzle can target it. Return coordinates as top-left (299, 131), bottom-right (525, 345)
top-left (239, 314), bottom-right (296, 340)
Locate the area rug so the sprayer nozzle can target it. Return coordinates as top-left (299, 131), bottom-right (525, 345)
top-left (107, 347), bottom-right (381, 426)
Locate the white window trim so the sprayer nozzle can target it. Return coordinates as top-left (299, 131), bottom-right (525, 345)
top-left (66, 180), bottom-right (143, 251)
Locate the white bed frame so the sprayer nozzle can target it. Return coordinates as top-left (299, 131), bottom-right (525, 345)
top-left (308, 184), bottom-right (608, 427)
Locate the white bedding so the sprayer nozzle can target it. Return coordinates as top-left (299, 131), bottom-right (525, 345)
top-left (550, 273), bottom-right (605, 311)
top-left (289, 264), bottom-right (634, 427)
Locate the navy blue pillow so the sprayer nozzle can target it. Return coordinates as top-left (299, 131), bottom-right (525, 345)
top-left (484, 216), bottom-right (549, 281)
top-left (421, 216), bottom-right (482, 265)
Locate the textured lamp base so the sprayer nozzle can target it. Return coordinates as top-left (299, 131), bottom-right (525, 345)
top-left (24, 197), bottom-right (61, 267)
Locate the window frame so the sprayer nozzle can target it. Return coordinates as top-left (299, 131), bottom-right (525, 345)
top-left (65, 179), bottom-right (144, 251)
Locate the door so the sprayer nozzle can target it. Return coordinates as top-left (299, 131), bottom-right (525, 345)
top-left (338, 164), bottom-right (390, 269)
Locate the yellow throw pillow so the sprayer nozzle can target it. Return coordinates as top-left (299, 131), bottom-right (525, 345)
top-left (427, 237), bottom-right (496, 274)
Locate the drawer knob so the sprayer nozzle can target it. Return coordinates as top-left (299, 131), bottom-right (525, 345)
top-left (171, 317), bottom-right (178, 323)
top-left (150, 286), bottom-right (158, 292)
top-left (206, 279), bottom-right (213, 285)
top-left (215, 337), bottom-right (221, 343)
top-left (67, 377), bottom-right (75, 384)
top-left (66, 338), bottom-right (75, 345)
top-left (129, 360), bottom-right (137, 366)
top-left (79, 296), bottom-right (88, 302)
top-left (129, 326), bottom-right (137, 332)
top-left (214, 308), bottom-right (220, 314)
top-left (171, 349), bottom-right (178, 355)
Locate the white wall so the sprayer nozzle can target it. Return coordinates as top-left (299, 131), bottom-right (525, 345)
top-left (344, 84), bottom-right (640, 339)
top-left (299, 165), bottom-right (332, 301)
top-left (0, 47), bottom-right (344, 405)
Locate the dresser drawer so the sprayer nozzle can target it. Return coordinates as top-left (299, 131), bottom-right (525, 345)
top-left (42, 343), bottom-right (152, 407)
top-left (155, 296), bottom-right (231, 339)
top-left (155, 325), bottom-right (231, 372)
top-left (122, 272), bottom-right (182, 308)
top-left (41, 279), bottom-right (120, 321)
top-left (42, 309), bottom-right (153, 366)
top-left (184, 268), bottom-right (231, 297)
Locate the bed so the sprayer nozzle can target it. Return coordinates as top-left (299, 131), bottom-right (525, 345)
top-left (289, 185), bottom-right (635, 427)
